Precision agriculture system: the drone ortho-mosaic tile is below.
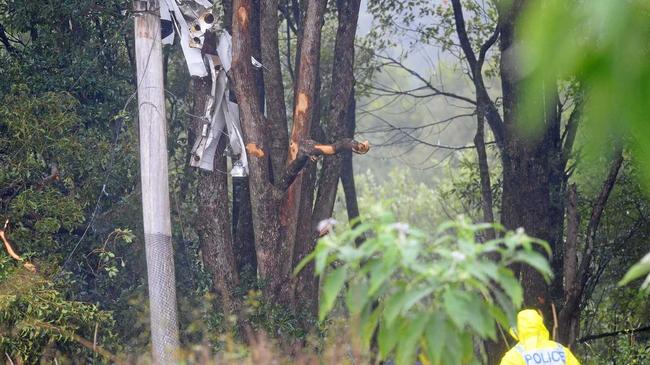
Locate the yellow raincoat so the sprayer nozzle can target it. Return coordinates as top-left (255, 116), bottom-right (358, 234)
top-left (499, 309), bottom-right (580, 365)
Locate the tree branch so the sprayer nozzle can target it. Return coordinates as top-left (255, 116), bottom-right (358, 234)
top-left (278, 138), bottom-right (369, 191)
top-left (450, 0), bottom-right (505, 147)
top-left (578, 325), bottom-right (650, 343)
top-left (0, 23), bottom-right (18, 55)
top-left (559, 150), bottom-right (624, 335)
top-left (561, 96), bottom-right (583, 172)
top-left (563, 184), bottom-right (579, 300)
top-left (371, 54), bottom-right (477, 106)
top-left (478, 23), bottom-right (500, 68)
top-left (261, 0), bottom-right (290, 180)
top-left (450, 0), bottom-right (478, 71)
top-left (0, 220), bottom-right (36, 272)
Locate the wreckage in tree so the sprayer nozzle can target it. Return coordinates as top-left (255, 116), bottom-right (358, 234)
top-left (135, 1), bottom-right (366, 357)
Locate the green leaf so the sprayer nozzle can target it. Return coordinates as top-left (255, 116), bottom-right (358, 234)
top-left (401, 286), bottom-right (434, 313)
top-left (496, 268), bottom-right (523, 307)
top-left (423, 312), bottom-right (447, 365)
top-left (294, 251), bottom-right (316, 275)
top-left (383, 286), bottom-right (407, 327)
top-left (360, 306), bottom-right (381, 349)
top-left (377, 320), bottom-right (401, 360)
top-left (395, 312), bottom-right (428, 365)
top-left (512, 251), bottom-right (553, 280)
top-left (319, 266), bottom-right (347, 321)
top-left (618, 252), bottom-right (650, 287)
top-left (345, 280), bottom-right (370, 315)
top-left (368, 246), bottom-right (399, 295)
top-left (442, 290), bottom-right (476, 330)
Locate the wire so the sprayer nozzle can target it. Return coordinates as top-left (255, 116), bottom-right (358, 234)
top-left (60, 10), bottom-right (168, 272)
top-left (59, 92), bottom-right (137, 274)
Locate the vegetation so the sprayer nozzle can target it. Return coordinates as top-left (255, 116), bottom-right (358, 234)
top-left (299, 210), bottom-right (551, 364)
top-left (0, 0), bottom-right (649, 364)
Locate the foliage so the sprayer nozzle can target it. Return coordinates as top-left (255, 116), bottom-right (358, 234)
top-left (520, 0), bottom-right (650, 182)
top-left (520, 0), bottom-right (650, 294)
top-left (579, 286), bottom-right (650, 364)
top-left (0, 262), bottom-right (115, 363)
top-left (582, 335), bottom-right (650, 365)
top-left (349, 151), bottom-right (501, 231)
top-left (619, 253), bottom-right (650, 292)
top-left (297, 207), bottom-right (552, 365)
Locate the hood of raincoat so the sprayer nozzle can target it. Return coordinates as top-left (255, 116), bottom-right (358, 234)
top-left (512, 309), bottom-right (550, 348)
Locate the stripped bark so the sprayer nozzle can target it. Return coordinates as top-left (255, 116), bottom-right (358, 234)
top-left (225, 0), bottom-right (367, 314)
top-left (282, 0), bottom-right (328, 255)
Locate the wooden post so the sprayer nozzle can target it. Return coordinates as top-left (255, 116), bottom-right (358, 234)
top-left (133, 0), bottom-right (180, 362)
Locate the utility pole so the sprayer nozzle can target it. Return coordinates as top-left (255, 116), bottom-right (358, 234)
top-left (133, 0), bottom-right (180, 363)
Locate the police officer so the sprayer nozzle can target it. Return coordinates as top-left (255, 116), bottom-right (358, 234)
top-left (499, 309), bottom-right (580, 365)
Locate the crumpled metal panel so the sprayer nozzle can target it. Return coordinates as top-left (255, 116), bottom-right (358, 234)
top-left (163, 1), bottom-right (248, 176)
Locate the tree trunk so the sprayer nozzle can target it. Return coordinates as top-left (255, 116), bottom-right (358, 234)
top-left (341, 95), bottom-right (360, 223)
top-left (228, 0), bottom-right (366, 311)
top-left (498, 0), bottom-right (562, 318)
top-left (474, 112), bottom-right (495, 240)
top-left (232, 0), bottom-right (288, 302)
top-left (232, 176), bottom-right (257, 279)
top-left (190, 77), bottom-right (239, 312)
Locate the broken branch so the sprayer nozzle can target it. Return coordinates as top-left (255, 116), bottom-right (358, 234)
top-left (278, 139), bottom-right (369, 191)
top-left (0, 220), bottom-right (36, 272)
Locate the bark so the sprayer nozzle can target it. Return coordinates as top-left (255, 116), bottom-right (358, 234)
top-left (291, 71), bottom-right (322, 315)
top-left (190, 77), bottom-right (239, 312)
top-left (498, 0), bottom-right (564, 320)
top-left (233, 176), bottom-right (257, 277)
top-left (312, 0), bottom-right (362, 227)
top-left (261, 0), bottom-right (289, 179)
top-left (291, 158), bottom-right (319, 317)
top-left (558, 183), bottom-right (579, 345)
top-left (251, 0), bottom-right (265, 111)
top-left (229, 0), bottom-right (364, 310)
top-left (341, 95), bottom-right (360, 223)
top-left (281, 0), bottom-right (328, 256)
top-left (232, 0), bottom-right (287, 301)
top-left (474, 112), bottom-right (495, 240)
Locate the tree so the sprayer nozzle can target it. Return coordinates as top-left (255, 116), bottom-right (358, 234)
top-left (187, 0), bottom-right (367, 318)
top-left (364, 0), bottom-right (632, 361)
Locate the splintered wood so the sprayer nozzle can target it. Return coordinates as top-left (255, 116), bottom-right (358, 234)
top-left (246, 143), bottom-right (265, 157)
top-left (0, 220), bottom-right (36, 272)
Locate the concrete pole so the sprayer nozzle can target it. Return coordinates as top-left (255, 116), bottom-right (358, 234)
top-left (133, 1), bottom-right (180, 362)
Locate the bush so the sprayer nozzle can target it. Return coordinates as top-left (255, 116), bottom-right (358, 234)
top-left (297, 207), bottom-right (552, 365)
